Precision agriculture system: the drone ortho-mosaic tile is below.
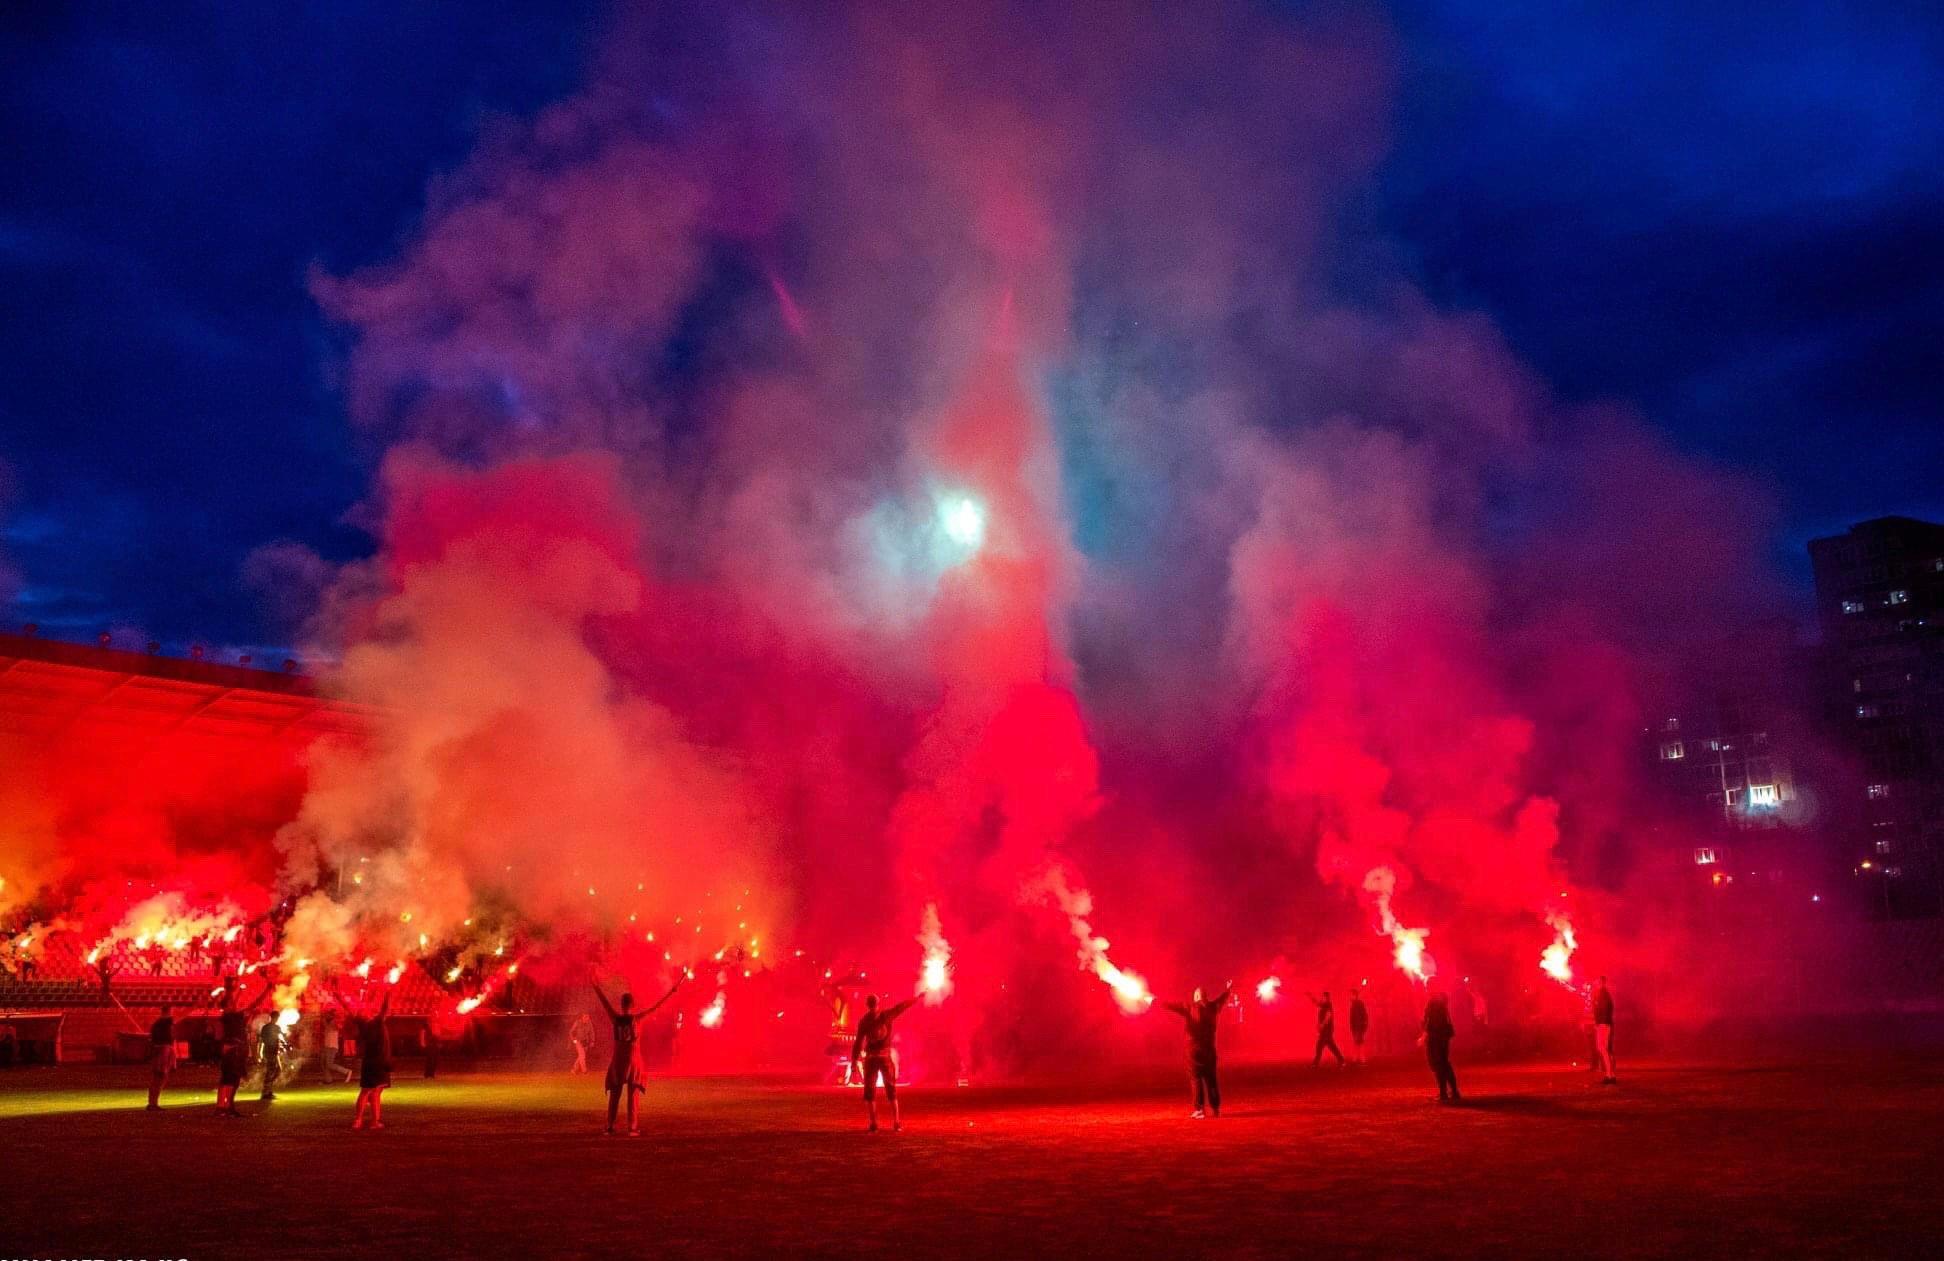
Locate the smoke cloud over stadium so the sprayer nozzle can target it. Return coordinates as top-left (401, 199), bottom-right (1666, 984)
top-left (1, 0), bottom-right (1795, 1067)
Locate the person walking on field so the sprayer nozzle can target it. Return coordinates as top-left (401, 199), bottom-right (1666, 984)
top-left (1421, 988), bottom-right (1461, 1104)
top-left (318, 1009), bottom-right (353, 1084)
top-left (569, 1012), bottom-right (593, 1075)
top-left (1591, 976), bottom-right (1617, 1085)
top-left (1307, 989), bottom-right (1345, 1067)
top-left (1162, 982), bottom-right (1235, 1118)
top-left (1348, 988), bottom-right (1370, 1064)
top-left (850, 993), bottom-right (920, 1133)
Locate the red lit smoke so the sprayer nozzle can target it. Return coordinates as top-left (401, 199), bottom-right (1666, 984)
top-left (1, 1), bottom-right (1826, 1065)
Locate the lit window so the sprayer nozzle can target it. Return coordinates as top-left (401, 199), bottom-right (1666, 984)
top-left (1693, 848), bottom-right (1717, 866)
top-left (1748, 784), bottom-right (1779, 808)
top-left (1888, 589), bottom-right (1910, 605)
top-left (1875, 840), bottom-right (1893, 854)
top-left (1867, 784), bottom-right (1889, 799)
top-left (1660, 741), bottom-right (1685, 761)
top-left (1842, 600), bottom-right (1865, 614)
top-left (1857, 705), bottom-right (1879, 719)
top-left (1885, 866), bottom-right (1903, 878)
top-left (1662, 718), bottom-right (1680, 733)
top-left (1707, 739), bottom-right (1721, 751)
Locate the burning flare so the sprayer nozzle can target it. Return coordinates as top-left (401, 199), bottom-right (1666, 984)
top-left (917, 902), bottom-right (953, 1005)
top-left (1540, 913), bottom-right (1578, 988)
top-left (1365, 867), bottom-right (1434, 983)
top-left (698, 992), bottom-right (726, 1029)
top-left (1256, 976), bottom-right (1282, 1002)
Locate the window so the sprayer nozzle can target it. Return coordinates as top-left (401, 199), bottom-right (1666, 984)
top-left (1842, 600), bottom-right (1866, 614)
top-left (1725, 786), bottom-right (1743, 806)
top-left (1875, 839), bottom-right (1893, 854)
top-left (1748, 784), bottom-right (1779, 808)
top-left (1660, 741), bottom-right (1685, 761)
top-left (1867, 783), bottom-right (1889, 799)
top-left (1885, 866), bottom-right (1903, 878)
top-left (1707, 739), bottom-right (1721, 751)
top-left (1888, 589), bottom-right (1910, 605)
top-left (1662, 717), bottom-right (1681, 733)
top-left (1857, 705), bottom-right (1879, 719)
top-left (1693, 848), bottom-right (1717, 866)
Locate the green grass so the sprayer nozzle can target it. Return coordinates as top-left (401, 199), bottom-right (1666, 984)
top-left (3, 1057), bottom-right (1940, 1258)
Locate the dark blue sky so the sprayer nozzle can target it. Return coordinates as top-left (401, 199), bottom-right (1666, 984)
top-left (3, 1), bottom-right (1940, 652)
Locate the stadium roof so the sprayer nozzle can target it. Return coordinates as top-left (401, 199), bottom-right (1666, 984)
top-left (0, 632), bottom-right (372, 746)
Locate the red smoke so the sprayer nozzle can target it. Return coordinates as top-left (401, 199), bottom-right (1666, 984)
top-left (1, 0), bottom-right (1822, 1069)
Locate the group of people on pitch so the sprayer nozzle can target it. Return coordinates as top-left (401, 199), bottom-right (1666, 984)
top-left (1164, 974), bottom-right (1618, 1115)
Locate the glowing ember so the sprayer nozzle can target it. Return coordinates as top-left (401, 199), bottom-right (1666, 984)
top-left (456, 992), bottom-right (487, 1015)
top-left (918, 902), bottom-right (953, 1005)
top-left (1256, 976), bottom-right (1282, 1002)
top-left (353, 957), bottom-right (373, 979)
top-left (698, 992), bottom-right (726, 1028)
top-left (384, 960), bottom-right (406, 985)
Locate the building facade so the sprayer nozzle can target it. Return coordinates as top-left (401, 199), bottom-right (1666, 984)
top-left (1808, 516), bottom-right (1944, 917)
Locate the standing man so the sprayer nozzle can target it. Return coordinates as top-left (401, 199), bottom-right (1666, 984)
top-left (257, 1013), bottom-right (285, 1101)
top-left (215, 974), bottom-right (270, 1116)
top-left (1422, 987), bottom-right (1461, 1104)
top-left (1307, 990), bottom-right (1345, 1067)
top-left (1348, 988), bottom-right (1370, 1065)
top-left (1591, 976), bottom-right (1617, 1085)
top-left (850, 993), bottom-right (919, 1133)
top-left (146, 1004), bottom-right (176, 1110)
top-left (569, 1012), bottom-right (593, 1075)
top-left (1162, 981), bottom-right (1235, 1118)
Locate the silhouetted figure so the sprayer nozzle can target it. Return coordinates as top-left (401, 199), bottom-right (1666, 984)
top-left (1591, 976), bottom-right (1616, 1085)
top-left (594, 975), bottom-right (684, 1136)
top-left (351, 988), bottom-right (393, 1130)
top-left (256, 1015), bottom-right (284, 1101)
top-left (146, 1005), bottom-right (175, 1110)
top-left (1163, 982), bottom-right (1234, 1118)
top-left (1348, 989), bottom-right (1370, 1064)
top-left (1307, 990), bottom-right (1345, 1067)
top-left (569, 1013), bottom-right (592, 1075)
top-left (1422, 989), bottom-right (1460, 1103)
top-left (850, 993), bottom-right (919, 1132)
top-left (215, 975), bottom-right (271, 1116)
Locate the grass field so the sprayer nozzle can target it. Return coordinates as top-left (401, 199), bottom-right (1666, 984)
top-left (3, 1055), bottom-right (1940, 1259)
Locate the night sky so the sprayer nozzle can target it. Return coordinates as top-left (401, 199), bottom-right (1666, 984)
top-left (3, 1), bottom-right (1940, 654)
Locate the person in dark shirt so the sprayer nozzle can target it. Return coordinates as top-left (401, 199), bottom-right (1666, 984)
top-left (351, 988), bottom-right (393, 1130)
top-left (1591, 976), bottom-right (1616, 1085)
top-left (594, 975), bottom-right (685, 1136)
top-left (215, 975), bottom-right (270, 1116)
top-left (1348, 988), bottom-right (1370, 1064)
top-left (1162, 982), bottom-right (1234, 1118)
top-left (1421, 989), bottom-right (1461, 1103)
top-left (1307, 990), bottom-right (1345, 1067)
top-left (849, 993), bottom-right (919, 1132)
top-left (146, 1005), bottom-right (176, 1111)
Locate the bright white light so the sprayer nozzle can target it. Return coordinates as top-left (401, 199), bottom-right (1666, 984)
top-left (940, 495), bottom-right (986, 550)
